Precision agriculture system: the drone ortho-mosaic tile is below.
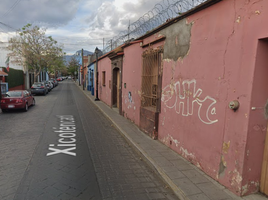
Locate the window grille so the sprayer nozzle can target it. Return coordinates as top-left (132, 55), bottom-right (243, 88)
top-left (141, 47), bottom-right (163, 111)
top-left (102, 71), bottom-right (106, 86)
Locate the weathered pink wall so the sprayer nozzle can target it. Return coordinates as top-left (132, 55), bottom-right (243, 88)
top-left (92, 0), bottom-right (268, 196)
top-left (155, 0), bottom-right (268, 196)
top-left (97, 57), bottom-right (112, 106)
top-left (122, 42), bottom-right (143, 125)
top-left (244, 39), bottom-right (268, 195)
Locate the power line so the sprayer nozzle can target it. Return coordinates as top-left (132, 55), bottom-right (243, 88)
top-left (0, 21), bottom-right (17, 31)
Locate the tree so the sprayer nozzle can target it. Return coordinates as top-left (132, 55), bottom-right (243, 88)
top-left (67, 56), bottom-right (80, 79)
top-left (7, 24), bottom-right (64, 81)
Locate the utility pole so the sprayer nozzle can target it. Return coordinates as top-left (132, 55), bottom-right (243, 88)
top-left (95, 47), bottom-right (99, 101)
top-left (78, 63), bottom-right (80, 86)
top-left (0, 80), bottom-right (2, 102)
top-left (82, 49), bottom-right (85, 90)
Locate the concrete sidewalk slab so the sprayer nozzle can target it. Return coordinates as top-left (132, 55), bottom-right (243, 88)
top-left (76, 83), bottom-right (267, 200)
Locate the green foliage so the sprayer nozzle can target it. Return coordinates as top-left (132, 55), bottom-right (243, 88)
top-left (67, 56), bottom-right (80, 76)
top-left (3, 67), bottom-right (24, 88)
top-left (7, 24), bottom-right (65, 81)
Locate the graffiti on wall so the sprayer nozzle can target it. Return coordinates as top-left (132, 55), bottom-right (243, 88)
top-left (124, 91), bottom-right (136, 110)
top-left (161, 79), bottom-right (218, 125)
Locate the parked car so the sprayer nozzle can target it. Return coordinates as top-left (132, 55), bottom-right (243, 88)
top-left (50, 78), bottom-right (58, 87)
top-left (0, 90), bottom-right (35, 112)
top-left (48, 80), bottom-right (54, 89)
top-left (43, 81), bottom-right (52, 92)
top-left (57, 77), bottom-right (63, 81)
top-left (31, 82), bottom-right (48, 95)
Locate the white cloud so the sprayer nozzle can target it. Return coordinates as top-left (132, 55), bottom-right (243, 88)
top-left (0, 0), bottom-right (162, 55)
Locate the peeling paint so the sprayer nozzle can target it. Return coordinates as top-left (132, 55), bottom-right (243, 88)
top-left (222, 156), bottom-right (227, 167)
top-left (255, 10), bottom-right (260, 15)
top-left (222, 141), bottom-right (230, 154)
top-left (196, 162), bottom-right (201, 169)
top-left (241, 181), bottom-right (259, 196)
top-left (180, 147), bottom-right (196, 161)
top-left (236, 16), bottom-right (241, 23)
top-left (160, 18), bottom-right (192, 61)
top-left (229, 169), bottom-right (242, 187)
top-left (161, 134), bottom-right (180, 147)
top-left (219, 155), bottom-right (227, 177)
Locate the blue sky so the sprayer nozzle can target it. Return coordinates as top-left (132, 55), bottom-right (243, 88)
top-left (0, 0), bottom-right (159, 56)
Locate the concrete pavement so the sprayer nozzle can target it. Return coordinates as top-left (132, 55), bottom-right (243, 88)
top-left (76, 82), bottom-right (268, 200)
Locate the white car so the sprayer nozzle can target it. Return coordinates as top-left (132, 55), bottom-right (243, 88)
top-left (48, 81), bottom-right (54, 89)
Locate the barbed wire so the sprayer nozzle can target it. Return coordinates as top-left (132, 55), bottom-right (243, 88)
top-left (102, 0), bottom-right (206, 54)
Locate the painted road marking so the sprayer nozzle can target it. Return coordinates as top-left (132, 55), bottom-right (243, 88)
top-left (46, 115), bottom-right (77, 156)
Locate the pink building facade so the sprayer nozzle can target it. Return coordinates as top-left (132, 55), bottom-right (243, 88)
top-left (93, 0), bottom-right (268, 196)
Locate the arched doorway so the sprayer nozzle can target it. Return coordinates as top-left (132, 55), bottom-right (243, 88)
top-left (109, 52), bottom-right (123, 115)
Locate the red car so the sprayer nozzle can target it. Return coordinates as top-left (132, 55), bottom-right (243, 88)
top-left (0, 90), bottom-right (35, 113)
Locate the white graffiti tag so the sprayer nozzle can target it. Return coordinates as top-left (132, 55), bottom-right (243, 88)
top-left (161, 80), bottom-right (218, 125)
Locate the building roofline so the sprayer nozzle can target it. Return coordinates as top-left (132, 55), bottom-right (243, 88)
top-left (91, 0), bottom-right (222, 63)
top-left (137, 0), bottom-right (222, 40)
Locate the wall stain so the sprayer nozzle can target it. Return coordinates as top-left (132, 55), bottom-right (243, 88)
top-left (222, 141), bottom-right (231, 154)
top-left (219, 155), bottom-right (227, 177)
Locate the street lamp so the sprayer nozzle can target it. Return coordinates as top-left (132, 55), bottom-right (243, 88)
top-left (95, 47), bottom-right (100, 101)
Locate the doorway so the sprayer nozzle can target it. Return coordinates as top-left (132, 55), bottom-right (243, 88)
top-left (112, 68), bottom-right (120, 108)
top-left (140, 47), bottom-right (163, 139)
top-left (255, 38), bottom-right (268, 195)
top-left (110, 54), bottom-right (123, 115)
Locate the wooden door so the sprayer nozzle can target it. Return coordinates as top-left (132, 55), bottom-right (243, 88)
top-left (116, 70), bottom-right (120, 108)
top-left (261, 123), bottom-right (268, 194)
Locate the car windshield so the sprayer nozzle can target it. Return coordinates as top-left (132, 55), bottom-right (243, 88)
top-left (4, 91), bottom-right (22, 97)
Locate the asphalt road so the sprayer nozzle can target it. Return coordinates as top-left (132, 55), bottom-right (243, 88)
top-left (0, 80), bottom-right (178, 200)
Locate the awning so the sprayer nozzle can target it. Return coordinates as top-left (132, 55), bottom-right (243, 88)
top-left (0, 71), bottom-right (8, 76)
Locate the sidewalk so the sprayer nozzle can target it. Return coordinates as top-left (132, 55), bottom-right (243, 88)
top-left (76, 83), bottom-right (267, 200)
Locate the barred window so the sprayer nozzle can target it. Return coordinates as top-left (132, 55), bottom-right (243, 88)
top-left (102, 71), bottom-right (106, 86)
top-left (141, 47), bottom-right (163, 111)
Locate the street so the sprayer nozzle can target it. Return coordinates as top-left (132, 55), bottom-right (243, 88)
top-left (0, 80), bottom-right (179, 200)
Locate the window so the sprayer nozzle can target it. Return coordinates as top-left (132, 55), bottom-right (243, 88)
top-left (141, 47), bottom-right (163, 111)
top-left (102, 71), bottom-right (106, 86)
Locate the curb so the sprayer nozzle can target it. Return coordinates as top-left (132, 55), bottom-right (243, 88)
top-left (76, 83), bottom-right (190, 200)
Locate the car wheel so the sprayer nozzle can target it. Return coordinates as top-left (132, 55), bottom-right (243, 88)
top-left (44, 91), bottom-right (46, 96)
top-left (1, 109), bottom-right (7, 113)
top-left (24, 103), bottom-right (28, 112)
top-left (32, 99), bottom-right (35, 106)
